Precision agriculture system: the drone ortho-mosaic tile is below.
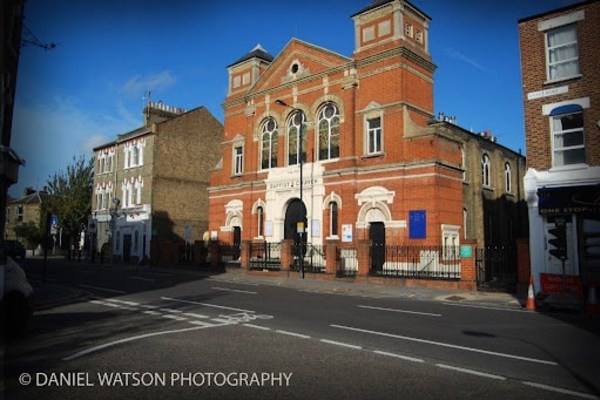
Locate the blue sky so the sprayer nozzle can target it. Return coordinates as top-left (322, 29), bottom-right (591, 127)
top-left (10, 0), bottom-right (580, 197)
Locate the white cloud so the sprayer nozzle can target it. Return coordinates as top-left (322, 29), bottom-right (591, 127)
top-left (121, 70), bottom-right (177, 96)
top-left (9, 95), bottom-right (138, 196)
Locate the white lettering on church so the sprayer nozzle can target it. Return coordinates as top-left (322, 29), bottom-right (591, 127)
top-left (269, 178), bottom-right (320, 190)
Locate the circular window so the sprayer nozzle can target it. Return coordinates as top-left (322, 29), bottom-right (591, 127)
top-left (290, 63), bottom-right (299, 74)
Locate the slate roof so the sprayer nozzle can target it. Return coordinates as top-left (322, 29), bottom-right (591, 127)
top-left (228, 44), bottom-right (274, 68)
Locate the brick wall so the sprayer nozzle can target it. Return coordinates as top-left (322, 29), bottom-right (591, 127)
top-left (153, 106), bottom-right (223, 243)
top-left (519, 1), bottom-right (600, 170)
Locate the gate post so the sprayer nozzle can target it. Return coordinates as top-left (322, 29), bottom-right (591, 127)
top-left (210, 240), bottom-right (220, 269)
top-left (240, 240), bottom-right (250, 270)
top-left (460, 239), bottom-right (477, 289)
top-left (357, 240), bottom-right (371, 277)
top-left (280, 239), bottom-right (293, 271)
top-left (325, 240), bottom-right (339, 275)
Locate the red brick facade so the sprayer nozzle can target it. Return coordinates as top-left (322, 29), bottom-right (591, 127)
top-left (520, 1), bottom-right (600, 295)
top-left (520, 1), bottom-right (600, 171)
top-left (209, 1), bottom-right (464, 249)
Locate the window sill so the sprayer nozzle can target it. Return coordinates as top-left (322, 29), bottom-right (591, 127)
top-left (544, 74), bottom-right (582, 86)
top-left (549, 163), bottom-right (588, 173)
top-left (362, 152), bottom-right (384, 159)
top-left (482, 186), bottom-right (494, 192)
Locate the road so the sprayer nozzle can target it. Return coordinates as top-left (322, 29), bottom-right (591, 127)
top-left (3, 258), bottom-right (600, 399)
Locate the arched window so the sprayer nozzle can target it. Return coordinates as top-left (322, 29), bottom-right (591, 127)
top-left (257, 206), bottom-right (264, 237)
top-left (481, 154), bottom-right (491, 188)
top-left (318, 103), bottom-right (340, 160)
top-left (261, 118), bottom-right (278, 169)
top-left (504, 162), bottom-right (512, 193)
top-left (330, 202), bottom-right (339, 237)
top-left (288, 111), bottom-right (306, 165)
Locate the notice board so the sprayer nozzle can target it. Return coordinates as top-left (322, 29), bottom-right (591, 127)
top-left (409, 210), bottom-right (426, 239)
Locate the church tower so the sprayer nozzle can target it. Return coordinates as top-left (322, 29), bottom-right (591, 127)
top-left (351, 0), bottom-right (435, 125)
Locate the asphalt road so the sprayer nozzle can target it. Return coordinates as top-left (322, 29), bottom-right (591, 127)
top-left (3, 258), bottom-right (600, 400)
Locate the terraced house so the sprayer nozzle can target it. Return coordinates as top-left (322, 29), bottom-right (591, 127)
top-left (208, 0), bottom-right (526, 288)
top-left (519, 0), bottom-right (600, 300)
top-left (92, 102), bottom-right (222, 263)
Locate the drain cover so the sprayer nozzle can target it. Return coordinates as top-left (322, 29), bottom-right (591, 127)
top-left (445, 296), bottom-right (465, 301)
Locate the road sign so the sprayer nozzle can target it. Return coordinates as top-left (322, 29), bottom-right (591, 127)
top-left (88, 219), bottom-right (97, 234)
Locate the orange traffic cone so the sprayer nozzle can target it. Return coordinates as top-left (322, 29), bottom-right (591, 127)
top-left (526, 275), bottom-right (536, 311)
top-left (587, 280), bottom-right (597, 317)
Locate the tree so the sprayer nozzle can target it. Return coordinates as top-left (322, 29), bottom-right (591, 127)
top-left (13, 221), bottom-right (43, 254)
top-left (45, 155), bottom-right (94, 259)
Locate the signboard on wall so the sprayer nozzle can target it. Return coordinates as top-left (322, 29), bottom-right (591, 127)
top-left (540, 273), bottom-right (583, 298)
top-left (409, 210), bottom-right (426, 239)
top-left (342, 224), bottom-right (353, 242)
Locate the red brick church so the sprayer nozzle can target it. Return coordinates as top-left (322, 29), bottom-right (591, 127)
top-left (208, 0), bottom-right (476, 277)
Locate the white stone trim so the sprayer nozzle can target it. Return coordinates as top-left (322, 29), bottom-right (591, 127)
top-left (538, 10), bottom-right (584, 31)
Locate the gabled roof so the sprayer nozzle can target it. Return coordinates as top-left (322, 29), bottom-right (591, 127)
top-left (227, 44), bottom-right (274, 68)
top-left (9, 191), bottom-right (48, 205)
top-left (244, 38), bottom-right (353, 95)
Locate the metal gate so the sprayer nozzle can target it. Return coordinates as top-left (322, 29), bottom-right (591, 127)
top-left (249, 242), bottom-right (281, 270)
top-left (476, 245), bottom-right (517, 292)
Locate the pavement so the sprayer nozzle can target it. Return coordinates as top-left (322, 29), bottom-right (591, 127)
top-left (24, 257), bottom-right (527, 312)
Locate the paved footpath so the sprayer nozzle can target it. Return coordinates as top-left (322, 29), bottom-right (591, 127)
top-left (25, 257), bottom-right (524, 312)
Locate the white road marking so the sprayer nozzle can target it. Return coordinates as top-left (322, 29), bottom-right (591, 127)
top-left (373, 350), bottom-right (424, 363)
top-left (210, 318), bottom-right (236, 325)
top-left (159, 308), bottom-right (183, 314)
top-left (183, 312), bottom-right (210, 319)
top-left (139, 305), bottom-right (159, 309)
top-left (105, 299), bottom-right (139, 306)
top-left (320, 339), bottom-right (362, 350)
top-left (359, 304), bottom-right (442, 317)
top-left (79, 284), bottom-right (126, 294)
top-left (276, 330), bottom-right (311, 339)
top-left (90, 300), bottom-right (120, 308)
top-left (162, 314), bottom-right (187, 321)
top-left (187, 320), bottom-right (214, 327)
top-left (63, 325), bottom-right (216, 361)
top-left (129, 276), bottom-right (155, 282)
top-left (521, 382), bottom-right (600, 400)
top-left (143, 310), bottom-right (161, 316)
top-left (442, 302), bottom-right (525, 312)
top-left (436, 364), bottom-right (506, 380)
top-left (161, 296), bottom-right (255, 313)
top-left (330, 324), bottom-right (558, 366)
top-left (212, 286), bottom-right (257, 295)
top-left (243, 324), bottom-right (271, 331)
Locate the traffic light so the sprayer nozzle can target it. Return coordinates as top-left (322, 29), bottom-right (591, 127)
top-left (548, 224), bottom-right (567, 261)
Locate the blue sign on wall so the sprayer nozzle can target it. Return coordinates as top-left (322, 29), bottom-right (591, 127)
top-left (409, 210), bottom-right (426, 239)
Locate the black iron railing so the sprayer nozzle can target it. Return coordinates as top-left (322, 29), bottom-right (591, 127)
top-left (249, 242), bottom-right (281, 270)
top-left (370, 245), bottom-right (461, 279)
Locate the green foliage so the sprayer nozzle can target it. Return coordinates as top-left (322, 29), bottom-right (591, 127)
top-left (13, 221), bottom-right (43, 249)
top-left (45, 155), bottom-right (94, 240)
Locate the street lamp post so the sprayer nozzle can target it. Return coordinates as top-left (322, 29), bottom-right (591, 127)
top-left (275, 99), bottom-right (305, 279)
